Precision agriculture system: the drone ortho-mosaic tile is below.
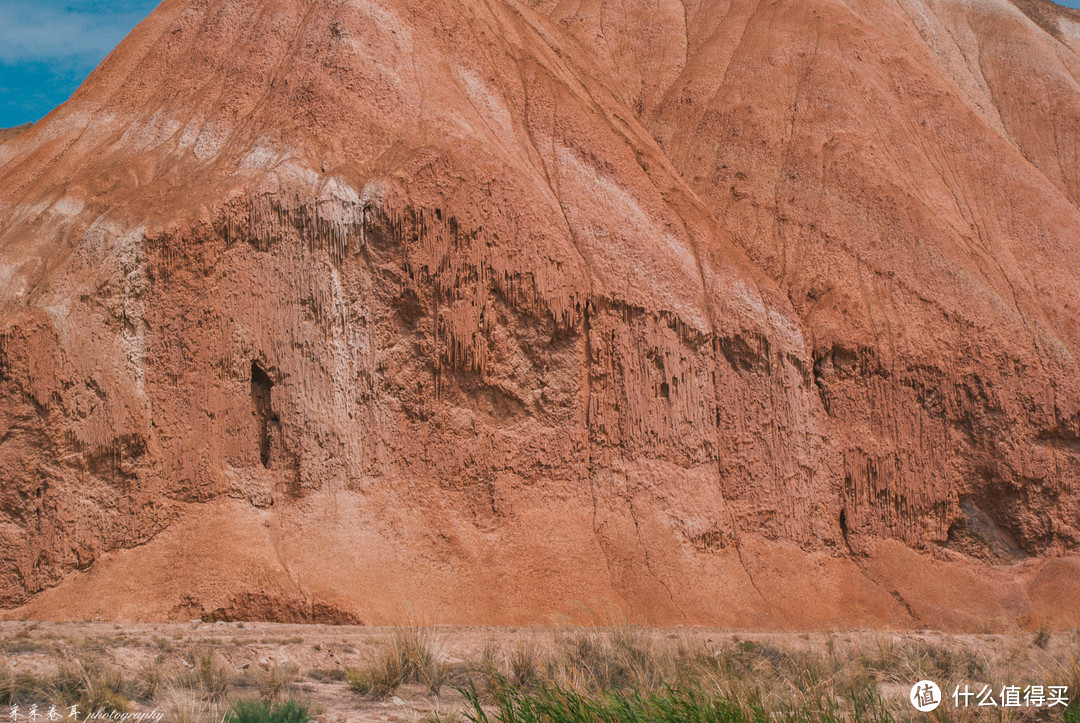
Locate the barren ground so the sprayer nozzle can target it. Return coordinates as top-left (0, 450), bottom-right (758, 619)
top-left (2, 621), bottom-right (1078, 721)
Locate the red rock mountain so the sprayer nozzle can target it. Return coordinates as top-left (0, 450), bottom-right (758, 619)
top-left (0, 0), bottom-right (1078, 628)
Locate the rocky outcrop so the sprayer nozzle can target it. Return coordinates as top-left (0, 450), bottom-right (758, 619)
top-left (0, 0), bottom-right (1077, 628)
top-left (0, 126), bottom-right (31, 144)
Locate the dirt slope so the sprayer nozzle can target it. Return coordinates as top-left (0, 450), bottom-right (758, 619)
top-left (0, 126), bottom-right (31, 144)
top-left (0, 0), bottom-right (1077, 628)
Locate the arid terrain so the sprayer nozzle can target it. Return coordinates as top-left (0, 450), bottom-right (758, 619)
top-left (2, 621), bottom-right (1079, 721)
top-left (1, 0), bottom-right (1080, 629)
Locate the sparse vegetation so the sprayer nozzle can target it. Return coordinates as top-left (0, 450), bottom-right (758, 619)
top-left (462, 680), bottom-right (768, 723)
top-left (0, 623), bottom-right (1076, 721)
top-left (163, 688), bottom-right (227, 723)
top-left (253, 663), bottom-right (299, 701)
top-left (226, 699), bottom-right (309, 723)
top-left (346, 639), bottom-right (404, 700)
top-left (136, 659), bottom-right (167, 700)
top-left (305, 668), bottom-right (346, 682)
top-left (347, 627), bottom-right (448, 699)
top-left (184, 646), bottom-right (232, 701)
top-left (1, 628), bottom-right (58, 654)
top-left (449, 627), bottom-right (1080, 722)
top-left (49, 657), bottom-right (131, 715)
top-left (0, 659), bottom-right (47, 705)
top-left (508, 642), bottom-right (542, 689)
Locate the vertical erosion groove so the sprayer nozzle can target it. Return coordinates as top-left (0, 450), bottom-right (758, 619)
top-left (251, 360), bottom-right (274, 468)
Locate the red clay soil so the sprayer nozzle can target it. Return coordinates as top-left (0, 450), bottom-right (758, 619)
top-left (0, 0), bottom-right (1078, 630)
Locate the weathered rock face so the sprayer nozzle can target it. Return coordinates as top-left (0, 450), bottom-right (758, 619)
top-left (528, 0), bottom-right (1080, 621)
top-left (0, 0), bottom-right (1077, 629)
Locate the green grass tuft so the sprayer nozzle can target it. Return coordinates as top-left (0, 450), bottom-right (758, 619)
top-left (226, 699), bottom-right (309, 723)
top-left (460, 675), bottom-right (904, 723)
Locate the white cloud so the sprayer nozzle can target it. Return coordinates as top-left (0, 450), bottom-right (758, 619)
top-left (0, 2), bottom-right (150, 64)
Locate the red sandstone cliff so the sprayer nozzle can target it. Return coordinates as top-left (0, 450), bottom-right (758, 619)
top-left (0, 0), bottom-right (1078, 629)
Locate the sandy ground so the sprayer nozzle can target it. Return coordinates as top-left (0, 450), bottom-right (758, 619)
top-left (1, 621), bottom-right (1077, 721)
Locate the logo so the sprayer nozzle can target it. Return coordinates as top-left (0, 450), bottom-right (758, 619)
top-left (911, 680), bottom-right (942, 712)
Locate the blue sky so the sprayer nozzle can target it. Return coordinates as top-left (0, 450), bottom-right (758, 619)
top-left (3, 0), bottom-right (1080, 128)
top-left (0, 0), bottom-right (160, 128)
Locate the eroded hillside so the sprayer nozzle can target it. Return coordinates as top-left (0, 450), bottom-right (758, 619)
top-left (0, 0), bottom-right (1078, 628)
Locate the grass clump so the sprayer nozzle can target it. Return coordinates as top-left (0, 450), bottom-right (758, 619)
top-left (542, 628), bottom-right (717, 695)
top-left (508, 642), bottom-right (543, 690)
top-left (161, 687), bottom-right (227, 723)
top-left (183, 646), bottom-right (232, 701)
top-left (0, 659), bottom-right (47, 705)
top-left (254, 664), bottom-right (299, 701)
top-left (346, 643), bottom-right (404, 700)
top-left (461, 676), bottom-right (901, 723)
top-left (462, 680), bottom-right (765, 723)
top-left (50, 658), bottom-right (131, 715)
top-left (456, 628), bottom-right (919, 721)
top-left (1, 629), bottom-right (57, 654)
top-left (226, 699), bottom-right (309, 723)
top-left (397, 627), bottom-right (449, 694)
top-left (346, 628), bottom-right (447, 699)
top-left (305, 668), bottom-right (346, 682)
top-left (135, 658), bottom-right (167, 701)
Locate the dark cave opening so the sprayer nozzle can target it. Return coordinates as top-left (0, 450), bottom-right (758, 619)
top-left (839, 507), bottom-right (852, 553)
top-left (250, 360), bottom-right (274, 468)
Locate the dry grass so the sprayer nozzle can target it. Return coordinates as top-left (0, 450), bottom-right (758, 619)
top-left (161, 687), bottom-right (227, 723)
top-left (0, 623), bottom-right (1076, 721)
top-left (346, 641), bottom-right (404, 700)
top-left (347, 627), bottom-right (448, 700)
top-left (48, 657), bottom-right (132, 715)
top-left (135, 658), bottom-right (168, 701)
top-left (507, 641), bottom-right (542, 689)
top-left (182, 646), bottom-right (232, 701)
top-left (0, 658), bottom-right (48, 705)
top-left (0, 628), bottom-right (58, 654)
top-left (253, 663), bottom-right (299, 701)
top-left (450, 627), bottom-right (1080, 721)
